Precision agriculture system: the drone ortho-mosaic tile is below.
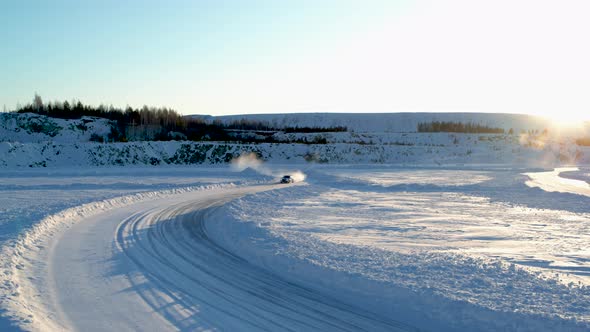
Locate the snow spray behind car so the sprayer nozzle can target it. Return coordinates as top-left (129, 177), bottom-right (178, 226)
top-left (231, 152), bottom-right (306, 182)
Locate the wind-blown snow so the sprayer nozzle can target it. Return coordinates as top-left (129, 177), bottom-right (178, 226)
top-left (231, 152), bottom-right (307, 182)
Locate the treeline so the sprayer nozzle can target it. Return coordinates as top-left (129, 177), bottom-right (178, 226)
top-left (284, 126), bottom-right (347, 133)
top-left (18, 95), bottom-right (187, 141)
top-left (217, 118), bottom-right (347, 133)
top-left (14, 95), bottom-right (345, 142)
top-left (19, 95), bottom-right (182, 126)
top-left (417, 121), bottom-right (505, 134)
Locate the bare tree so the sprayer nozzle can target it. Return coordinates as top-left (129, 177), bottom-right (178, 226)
top-left (33, 93), bottom-right (43, 111)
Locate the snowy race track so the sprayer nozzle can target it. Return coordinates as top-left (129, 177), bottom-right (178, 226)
top-left (21, 184), bottom-right (413, 332)
top-left (2, 166), bottom-right (590, 331)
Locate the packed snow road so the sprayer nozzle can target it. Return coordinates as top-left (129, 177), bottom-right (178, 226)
top-left (41, 184), bottom-right (412, 332)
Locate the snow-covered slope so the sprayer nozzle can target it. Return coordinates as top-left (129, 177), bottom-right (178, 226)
top-left (0, 113), bottom-right (113, 143)
top-left (1, 112), bottom-right (589, 168)
top-left (1, 136), bottom-right (588, 168)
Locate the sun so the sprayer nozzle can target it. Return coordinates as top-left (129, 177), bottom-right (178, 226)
top-left (538, 111), bottom-right (589, 133)
top-left (553, 114), bottom-right (587, 129)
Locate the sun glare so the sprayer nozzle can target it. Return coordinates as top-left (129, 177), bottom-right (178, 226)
top-left (539, 111), bottom-right (589, 133)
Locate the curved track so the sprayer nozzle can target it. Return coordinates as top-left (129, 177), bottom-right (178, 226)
top-left (47, 185), bottom-right (413, 331)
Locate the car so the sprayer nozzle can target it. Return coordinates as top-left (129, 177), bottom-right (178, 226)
top-left (280, 175), bottom-right (294, 184)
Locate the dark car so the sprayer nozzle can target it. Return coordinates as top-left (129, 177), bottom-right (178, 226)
top-left (280, 175), bottom-right (294, 184)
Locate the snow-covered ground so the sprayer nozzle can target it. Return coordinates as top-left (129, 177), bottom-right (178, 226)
top-left (1, 165), bottom-right (589, 331)
top-left (210, 166), bottom-right (590, 331)
top-left (2, 113), bottom-right (589, 168)
top-left (2, 133), bottom-right (589, 168)
top-left (2, 110), bottom-right (590, 331)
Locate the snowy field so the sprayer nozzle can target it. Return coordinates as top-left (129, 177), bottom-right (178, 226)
top-left (1, 165), bottom-right (589, 331)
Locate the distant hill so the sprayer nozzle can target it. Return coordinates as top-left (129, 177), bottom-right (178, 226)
top-left (193, 112), bottom-right (555, 133)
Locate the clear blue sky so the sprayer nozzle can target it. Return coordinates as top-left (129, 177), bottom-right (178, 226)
top-left (1, 0), bottom-right (589, 120)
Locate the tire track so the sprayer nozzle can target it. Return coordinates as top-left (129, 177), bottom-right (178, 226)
top-left (114, 186), bottom-right (417, 331)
